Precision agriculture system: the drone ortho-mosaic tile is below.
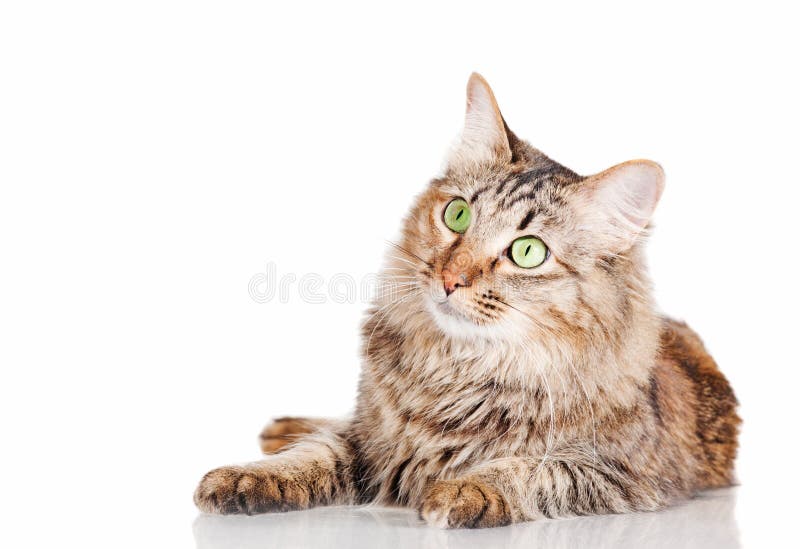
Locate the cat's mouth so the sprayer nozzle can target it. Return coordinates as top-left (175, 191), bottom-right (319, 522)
top-left (424, 293), bottom-right (512, 341)
top-left (435, 298), bottom-right (468, 319)
top-left (423, 289), bottom-right (490, 332)
top-left (422, 283), bottom-right (472, 321)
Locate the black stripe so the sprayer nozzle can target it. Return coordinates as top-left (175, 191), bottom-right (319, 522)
top-left (594, 465), bottom-right (631, 504)
top-left (388, 456), bottom-right (413, 503)
top-left (505, 167), bottom-right (556, 197)
top-left (469, 484), bottom-right (492, 527)
top-left (274, 477), bottom-right (286, 508)
top-left (557, 258), bottom-right (582, 278)
top-left (597, 255), bottom-right (618, 275)
top-left (438, 447), bottom-right (456, 465)
top-left (470, 186), bottom-right (489, 202)
top-left (560, 462), bottom-right (579, 507)
top-left (349, 440), bottom-right (377, 503)
top-left (234, 474), bottom-right (249, 514)
top-left (535, 487), bottom-right (552, 518)
top-left (505, 182), bottom-right (564, 209)
top-left (585, 474), bottom-right (602, 512)
top-left (517, 210), bottom-right (535, 230)
top-left (495, 177), bottom-right (509, 195)
top-left (648, 375), bottom-right (663, 426)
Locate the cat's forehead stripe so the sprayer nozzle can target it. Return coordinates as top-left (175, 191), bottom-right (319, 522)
top-left (503, 166), bottom-right (560, 199)
top-left (505, 179), bottom-right (553, 209)
top-left (517, 210), bottom-right (535, 231)
top-left (470, 186), bottom-right (490, 203)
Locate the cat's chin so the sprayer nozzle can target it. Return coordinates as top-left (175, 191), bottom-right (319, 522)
top-left (424, 295), bottom-right (507, 341)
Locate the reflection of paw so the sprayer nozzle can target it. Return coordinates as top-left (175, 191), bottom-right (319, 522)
top-left (259, 417), bottom-right (314, 454)
top-left (194, 465), bottom-right (309, 515)
top-left (419, 479), bottom-right (511, 529)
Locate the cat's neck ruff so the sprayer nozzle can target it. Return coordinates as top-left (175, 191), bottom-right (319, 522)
top-left (370, 290), bottom-right (659, 412)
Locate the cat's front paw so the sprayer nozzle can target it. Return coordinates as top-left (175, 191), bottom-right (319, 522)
top-left (419, 479), bottom-right (511, 529)
top-left (194, 465), bottom-right (310, 515)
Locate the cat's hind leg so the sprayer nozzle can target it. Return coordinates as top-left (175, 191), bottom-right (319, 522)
top-left (259, 417), bottom-right (340, 454)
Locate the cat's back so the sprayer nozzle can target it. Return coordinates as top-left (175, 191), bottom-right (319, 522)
top-left (655, 318), bottom-right (741, 489)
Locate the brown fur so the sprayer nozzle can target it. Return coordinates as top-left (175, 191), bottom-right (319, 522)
top-left (259, 417), bottom-right (335, 454)
top-left (194, 74), bottom-right (739, 528)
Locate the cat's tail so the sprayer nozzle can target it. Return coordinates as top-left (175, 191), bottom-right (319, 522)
top-left (259, 416), bottom-right (344, 454)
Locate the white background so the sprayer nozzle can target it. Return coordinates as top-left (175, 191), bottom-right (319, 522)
top-left (1, 2), bottom-right (798, 548)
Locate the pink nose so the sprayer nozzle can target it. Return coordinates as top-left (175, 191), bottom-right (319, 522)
top-left (443, 270), bottom-right (468, 296)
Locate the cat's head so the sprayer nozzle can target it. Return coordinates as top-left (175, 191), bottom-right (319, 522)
top-left (386, 74), bottom-right (664, 345)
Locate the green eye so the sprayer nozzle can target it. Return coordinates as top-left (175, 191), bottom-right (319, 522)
top-left (443, 198), bottom-right (471, 233)
top-left (510, 236), bottom-right (548, 268)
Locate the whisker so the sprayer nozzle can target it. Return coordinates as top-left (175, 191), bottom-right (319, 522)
top-left (385, 254), bottom-right (422, 270)
top-left (364, 289), bottom-right (421, 356)
top-left (385, 240), bottom-right (433, 268)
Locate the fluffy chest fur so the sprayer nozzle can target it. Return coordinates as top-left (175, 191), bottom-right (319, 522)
top-left (351, 307), bottom-right (656, 506)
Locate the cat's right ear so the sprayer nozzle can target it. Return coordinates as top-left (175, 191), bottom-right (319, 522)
top-left (573, 160), bottom-right (666, 253)
top-left (446, 73), bottom-right (513, 170)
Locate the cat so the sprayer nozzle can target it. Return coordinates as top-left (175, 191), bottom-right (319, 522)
top-left (194, 73), bottom-right (740, 528)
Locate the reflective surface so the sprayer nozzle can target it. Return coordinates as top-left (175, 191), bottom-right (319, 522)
top-left (194, 488), bottom-right (739, 549)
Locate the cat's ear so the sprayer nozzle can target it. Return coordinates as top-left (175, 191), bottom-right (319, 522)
top-left (447, 73), bottom-right (512, 169)
top-left (573, 160), bottom-right (665, 252)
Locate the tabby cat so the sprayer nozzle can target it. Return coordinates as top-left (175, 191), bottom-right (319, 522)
top-left (194, 74), bottom-right (740, 528)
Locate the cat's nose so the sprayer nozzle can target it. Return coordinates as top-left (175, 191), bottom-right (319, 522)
top-left (443, 270), bottom-right (469, 296)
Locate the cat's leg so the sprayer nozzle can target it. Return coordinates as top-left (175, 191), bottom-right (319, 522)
top-left (259, 417), bottom-right (340, 454)
top-left (195, 427), bottom-right (357, 515)
top-left (419, 455), bottom-right (661, 528)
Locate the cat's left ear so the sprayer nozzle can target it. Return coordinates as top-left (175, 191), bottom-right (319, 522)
top-left (573, 160), bottom-right (665, 253)
top-left (447, 73), bottom-right (513, 170)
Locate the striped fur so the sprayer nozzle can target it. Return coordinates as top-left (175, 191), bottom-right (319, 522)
top-left (194, 74), bottom-right (740, 528)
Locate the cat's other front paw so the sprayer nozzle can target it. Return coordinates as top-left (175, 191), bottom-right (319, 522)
top-left (194, 465), bottom-right (310, 515)
top-left (419, 479), bottom-right (511, 529)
